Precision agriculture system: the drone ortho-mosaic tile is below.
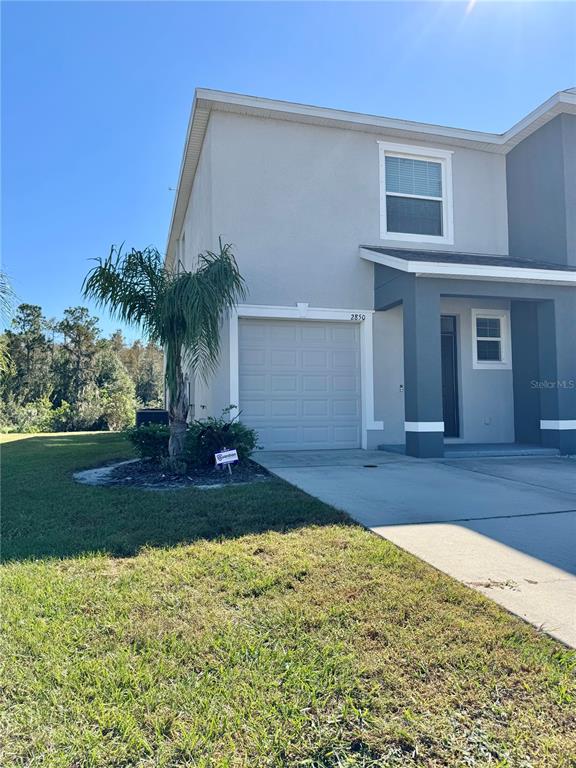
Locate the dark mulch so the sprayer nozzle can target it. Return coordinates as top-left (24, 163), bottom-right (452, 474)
top-left (107, 458), bottom-right (271, 489)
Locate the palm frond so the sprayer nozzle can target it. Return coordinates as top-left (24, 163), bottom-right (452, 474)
top-left (82, 246), bottom-right (168, 341)
top-left (0, 270), bottom-right (15, 324)
top-left (82, 239), bottom-right (246, 418)
top-left (160, 240), bottom-right (246, 395)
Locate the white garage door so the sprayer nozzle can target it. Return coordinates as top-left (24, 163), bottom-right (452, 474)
top-left (239, 319), bottom-right (362, 450)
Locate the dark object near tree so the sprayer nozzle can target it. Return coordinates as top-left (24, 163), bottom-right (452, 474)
top-left (136, 408), bottom-right (169, 427)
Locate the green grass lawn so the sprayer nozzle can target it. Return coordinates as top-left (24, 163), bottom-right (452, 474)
top-left (1, 433), bottom-right (574, 767)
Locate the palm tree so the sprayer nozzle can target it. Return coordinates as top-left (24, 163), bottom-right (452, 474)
top-left (83, 240), bottom-right (246, 460)
top-left (0, 270), bottom-right (15, 376)
top-left (0, 270), bottom-right (14, 322)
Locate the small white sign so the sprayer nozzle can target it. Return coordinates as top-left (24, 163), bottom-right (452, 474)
top-left (215, 449), bottom-right (239, 465)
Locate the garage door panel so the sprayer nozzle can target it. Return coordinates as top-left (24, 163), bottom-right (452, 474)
top-left (301, 325), bottom-right (328, 343)
top-left (242, 349), bottom-right (266, 367)
top-left (270, 325), bottom-right (299, 343)
top-left (302, 426), bottom-right (332, 444)
top-left (270, 350), bottom-right (297, 367)
top-left (334, 425), bottom-right (361, 443)
top-left (270, 400), bottom-right (299, 417)
top-left (332, 326), bottom-right (357, 344)
top-left (270, 375), bottom-right (298, 392)
top-left (240, 374), bottom-right (267, 393)
top-left (302, 350), bottom-right (328, 367)
top-left (333, 375), bottom-right (358, 392)
top-left (241, 399), bottom-right (267, 418)
top-left (240, 324), bottom-right (267, 342)
top-left (239, 319), bottom-right (361, 450)
top-left (333, 350), bottom-right (358, 368)
top-left (333, 399), bottom-right (360, 417)
top-left (302, 400), bottom-right (330, 417)
top-left (269, 426), bottom-right (300, 445)
top-left (302, 375), bottom-right (329, 393)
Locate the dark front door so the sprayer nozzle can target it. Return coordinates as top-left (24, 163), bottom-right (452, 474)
top-left (441, 315), bottom-right (460, 438)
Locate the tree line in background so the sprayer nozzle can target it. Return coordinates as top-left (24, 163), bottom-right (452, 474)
top-left (0, 303), bottom-right (164, 433)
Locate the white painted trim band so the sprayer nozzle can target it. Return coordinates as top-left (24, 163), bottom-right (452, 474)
top-left (405, 421), bottom-right (445, 433)
top-left (540, 420), bottom-right (576, 431)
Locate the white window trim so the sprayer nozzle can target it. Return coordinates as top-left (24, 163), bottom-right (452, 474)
top-left (472, 308), bottom-right (512, 370)
top-left (378, 141), bottom-right (454, 246)
top-left (228, 304), bottom-right (383, 450)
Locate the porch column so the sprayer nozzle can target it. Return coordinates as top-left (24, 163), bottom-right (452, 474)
top-left (402, 280), bottom-right (444, 458)
top-left (511, 301), bottom-right (541, 444)
top-left (537, 294), bottom-right (576, 454)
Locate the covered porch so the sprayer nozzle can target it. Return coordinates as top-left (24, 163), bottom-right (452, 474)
top-left (363, 246), bottom-right (576, 458)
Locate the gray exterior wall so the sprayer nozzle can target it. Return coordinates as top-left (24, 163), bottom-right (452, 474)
top-left (195, 110), bottom-right (508, 310)
top-left (373, 305), bottom-right (405, 444)
top-left (178, 110), bottom-right (509, 425)
top-left (563, 115), bottom-right (576, 262)
top-left (375, 267), bottom-right (576, 454)
top-left (181, 122), bottom-right (215, 265)
top-left (507, 114), bottom-right (576, 266)
top-left (440, 297), bottom-right (514, 444)
top-left (176, 105), bottom-right (574, 449)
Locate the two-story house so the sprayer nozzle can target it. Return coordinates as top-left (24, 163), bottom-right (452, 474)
top-left (166, 88), bottom-right (576, 457)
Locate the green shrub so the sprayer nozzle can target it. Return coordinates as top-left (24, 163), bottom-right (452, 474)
top-left (124, 423), bottom-right (169, 461)
top-left (185, 407), bottom-right (258, 467)
top-left (123, 408), bottom-right (258, 467)
top-left (49, 401), bottom-right (72, 431)
top-left (0, 396), bottom-right (54, 433)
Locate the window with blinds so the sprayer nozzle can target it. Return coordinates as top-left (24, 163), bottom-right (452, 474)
top-left (385, 155), bottom-right (443, 236)
top-left (378, 142), bottom-right (454, 244)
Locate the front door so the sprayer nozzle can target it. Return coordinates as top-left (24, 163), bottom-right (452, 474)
top-left (441, 315), bottom-right (460, 438)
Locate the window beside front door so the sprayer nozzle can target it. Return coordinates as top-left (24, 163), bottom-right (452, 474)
top-left (378, 142), bottom-right (454, 245)
top-left (472, 309), bottom-right (512, 370)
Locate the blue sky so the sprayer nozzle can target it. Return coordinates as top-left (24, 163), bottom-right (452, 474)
top-left (2, 1), bottom-right (575, 339)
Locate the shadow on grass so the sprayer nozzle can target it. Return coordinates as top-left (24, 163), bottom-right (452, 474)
top-left (1, 433), bottom-right (350, 563)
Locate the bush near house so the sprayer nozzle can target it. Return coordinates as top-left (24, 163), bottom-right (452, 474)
top-left (125, 407), bottom-right (258, 467)
top-left (124, 423), bottom-right (170, 461)
top-left (185, 408), bottom-right (258, 466)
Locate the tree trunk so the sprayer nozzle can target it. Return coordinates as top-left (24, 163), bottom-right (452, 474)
top-left (168, 361), bottom-right (188, 463)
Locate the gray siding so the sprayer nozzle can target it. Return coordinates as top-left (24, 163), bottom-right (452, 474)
top-left (507, 114), bottom-right (576, 266)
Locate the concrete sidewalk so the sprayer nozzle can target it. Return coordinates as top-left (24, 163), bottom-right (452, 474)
top-left (256, 450), bottom-right (576, 647)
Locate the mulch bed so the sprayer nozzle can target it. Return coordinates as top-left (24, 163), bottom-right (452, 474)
top-left (107, 458), bottom-right (271, 490)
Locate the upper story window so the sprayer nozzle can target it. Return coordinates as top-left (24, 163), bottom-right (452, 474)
top-left (378, 142), bottom-right (454, 245)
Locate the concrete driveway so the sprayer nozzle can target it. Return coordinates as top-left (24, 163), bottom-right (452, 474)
top-left (256, 450), bottom-right (576, 647)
